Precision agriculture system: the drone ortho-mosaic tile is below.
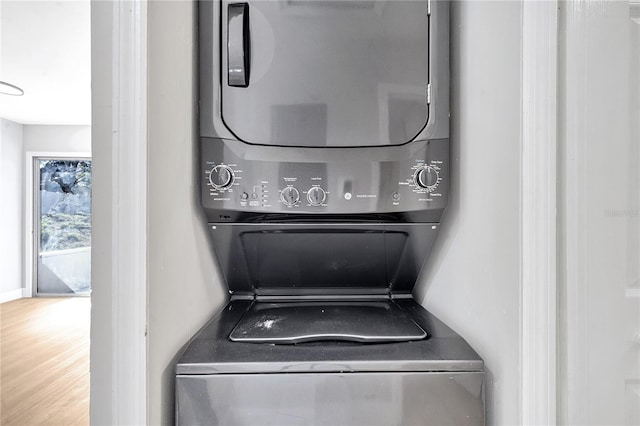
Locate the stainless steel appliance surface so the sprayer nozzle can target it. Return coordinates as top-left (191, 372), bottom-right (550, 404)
top-left (200, 138), bottom-right (449, 222)
top-left (176, 299), bottom-right (484, 426)
top-left (201, 0), bottom-right (449, 147)
top-left (177, 0), bottom-right (484, 424)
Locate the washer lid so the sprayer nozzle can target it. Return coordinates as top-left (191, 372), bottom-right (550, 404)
top-left (229, 301), bottom-right (427, 344)
top-left (220, 0), bottom-right (430, 147)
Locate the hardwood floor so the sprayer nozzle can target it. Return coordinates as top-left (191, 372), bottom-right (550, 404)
top-left (1, 297), bottom-right (90, 425)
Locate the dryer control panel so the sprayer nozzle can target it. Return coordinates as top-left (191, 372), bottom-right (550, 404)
top-left (201, 138), bottom-right (449, 222)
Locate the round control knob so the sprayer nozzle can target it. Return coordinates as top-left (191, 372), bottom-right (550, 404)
top-left (280, 186), bottom-right (300, 206)
top-left (414, 166), bottom-right (439, 190)
top-left (307, 187), bottom-right (326, 206)
top-left (209, 165), bottom-right (234, 190)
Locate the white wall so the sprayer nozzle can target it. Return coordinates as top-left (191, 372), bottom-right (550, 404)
top-left (557, 3), bottom-right (640, 424)
top-left (0, 124), bottom-right (90, 305)
top-left (21, 124), bottom-right (91, 298)
top-left (415, 2), bottom-right (523, 425)
top-left (0, 118), bottom-right (24, 302)
top-left (23, 125), bottom-right (90, 153)
top-left (147, 2), bottom-right (227, 424)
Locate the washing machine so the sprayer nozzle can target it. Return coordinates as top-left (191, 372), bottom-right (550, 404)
top-left (176, 1), bottom-right (484, 424)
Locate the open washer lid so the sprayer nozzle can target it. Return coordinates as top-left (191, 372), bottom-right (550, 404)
top-left (209, 223), bottom-right (440, 297)
top-left (229, 301), bottom-right (427, 344)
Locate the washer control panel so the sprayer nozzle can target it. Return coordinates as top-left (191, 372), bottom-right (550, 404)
top-left (202, 138), bottom-right (448, 219)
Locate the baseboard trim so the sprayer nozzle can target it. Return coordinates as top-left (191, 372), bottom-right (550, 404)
top-left (0, 289), bottom-right (24, 304)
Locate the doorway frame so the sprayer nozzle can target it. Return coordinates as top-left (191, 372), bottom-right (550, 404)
top-left (89, 0), bottom-right (148, 424)
top-left (89, 0), bottom-right (566, 423)
top-left (520, 1), bottom-right (558, 424)
top-left (24, 151), bottom-right (91, 299)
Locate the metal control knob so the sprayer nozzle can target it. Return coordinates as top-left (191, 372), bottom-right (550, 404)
top-left (209, 165), bottom-right (234, 190)
top-left (414, 166), bottom-right (439, 190)
top-left (307, 187), bottom-right (326, 206)
top-left (280, 186), bottom-right (300, 206)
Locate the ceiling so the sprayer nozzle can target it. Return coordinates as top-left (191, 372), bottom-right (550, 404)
top-left (0, 0), bottom-right (90, 125)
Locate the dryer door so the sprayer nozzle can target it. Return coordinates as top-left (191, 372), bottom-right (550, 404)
top-left (220, 0), bottom-right (430, 147)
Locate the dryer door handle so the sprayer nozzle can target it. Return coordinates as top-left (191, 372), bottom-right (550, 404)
top-left (228, 3), bottom-right (251, 87)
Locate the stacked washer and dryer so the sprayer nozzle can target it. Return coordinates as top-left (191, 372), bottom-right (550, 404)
top-left (176, 1), bottom-right (484, 424)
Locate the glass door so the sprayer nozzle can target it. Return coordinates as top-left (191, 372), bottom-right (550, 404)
top-left (35, 158), bottom-right (92, 296)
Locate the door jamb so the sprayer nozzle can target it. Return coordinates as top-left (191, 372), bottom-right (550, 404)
top-left (520, 1), bottom-right (558, 424)
top-left (89, 1), bottom-right (148, 424)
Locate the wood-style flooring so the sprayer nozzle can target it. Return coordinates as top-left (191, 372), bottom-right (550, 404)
top-left (1, 297), bottom-right (90, 425)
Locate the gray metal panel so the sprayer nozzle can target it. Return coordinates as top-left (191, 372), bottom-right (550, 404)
top-left (176, 299), bottom-right (484, 375)
top-left (229, 301), bottom-right (427, 343)
top-left (427, 0), bottom-right (449, 140)
top-left (201, 138), bottom-right (449, 220)
top-left (208, 223), bottom-right (438, 295)
top-left (176, 371), bottom-right (484, 426)
top-left (200, 0), bottom-right (450, 143)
